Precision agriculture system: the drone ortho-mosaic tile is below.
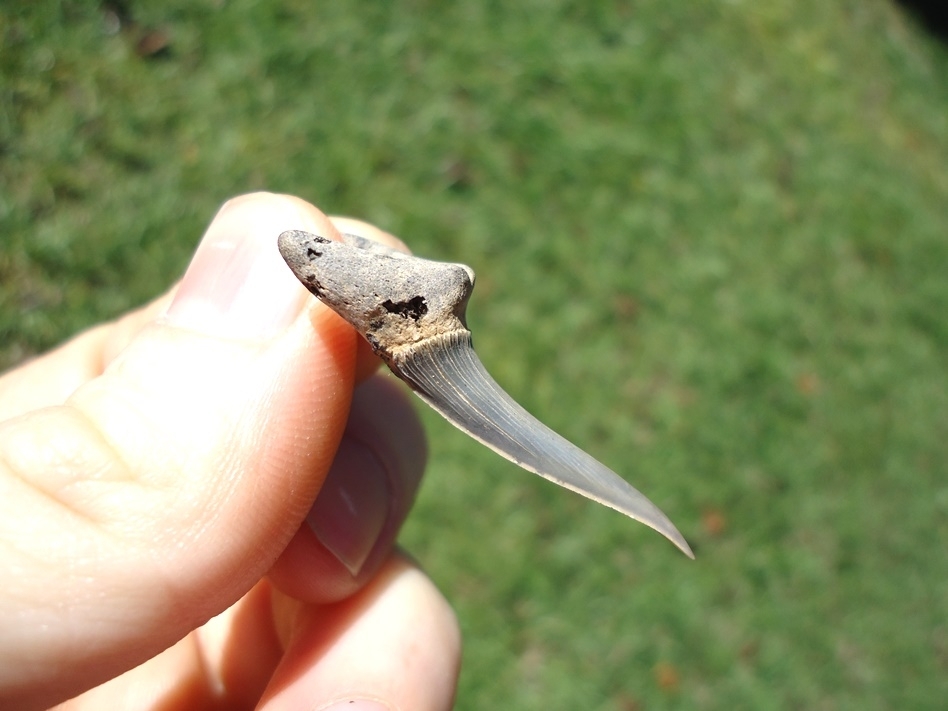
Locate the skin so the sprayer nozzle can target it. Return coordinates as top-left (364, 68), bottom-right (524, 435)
top-left (0, 193), bottom-right (461, 711)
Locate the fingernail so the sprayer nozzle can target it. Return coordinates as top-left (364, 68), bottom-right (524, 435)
top-left (166, 196), bottom-right (313, 339)
top-left (318, 699), bottom-right (391, 711)
top-left (306, 436), bottom-right (391, 576)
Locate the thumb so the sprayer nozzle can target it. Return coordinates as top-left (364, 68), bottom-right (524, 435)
top-left (0, 193), bottom-right (362, 707)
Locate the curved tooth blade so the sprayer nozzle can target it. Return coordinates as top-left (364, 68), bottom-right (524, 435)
top-left (391, 331), bottom-right (694, 558)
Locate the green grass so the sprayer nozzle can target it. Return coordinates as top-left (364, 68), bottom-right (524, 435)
top-left (3, 1), bottom-right (948, 708)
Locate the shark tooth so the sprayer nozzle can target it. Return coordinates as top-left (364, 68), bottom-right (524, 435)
top-left (278, 229), bottom-right (693, 558)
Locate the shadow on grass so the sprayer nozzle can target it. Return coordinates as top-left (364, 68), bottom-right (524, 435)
top-left (895, 0), bottom-right (948, 41)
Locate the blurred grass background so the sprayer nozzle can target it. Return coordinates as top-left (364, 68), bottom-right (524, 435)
top-left (3, 0), bottom-right (947, 708)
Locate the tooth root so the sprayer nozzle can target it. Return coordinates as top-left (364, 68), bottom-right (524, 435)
top-left (278, 229), bottom-right (693, 558)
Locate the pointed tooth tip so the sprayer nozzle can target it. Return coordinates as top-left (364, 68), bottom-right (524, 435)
top-left (646, 515), bottom-right (694, 559)
top-left (611, 503), bottom-right (694, 559)
top-left (643, 516), bottom-right (694, 559)
top-left (673, 534), bottom-right (696, 560)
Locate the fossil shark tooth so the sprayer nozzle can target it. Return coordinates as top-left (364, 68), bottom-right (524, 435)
top-left (278, 229), bottom-right (694, 558)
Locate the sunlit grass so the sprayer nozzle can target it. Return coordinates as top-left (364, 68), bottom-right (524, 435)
top-left (2, 1), bottom-right (947, 708)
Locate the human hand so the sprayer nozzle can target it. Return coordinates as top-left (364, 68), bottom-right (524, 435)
top-left (0, 193), bottom-right (460, 710)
